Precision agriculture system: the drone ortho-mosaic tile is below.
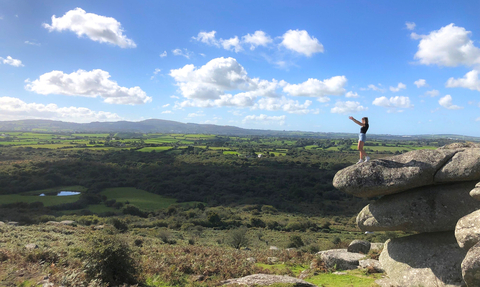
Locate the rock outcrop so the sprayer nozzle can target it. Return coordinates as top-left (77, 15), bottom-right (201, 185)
top-left (347, 240), bottom-right (370, 254)
top-left (222, 274), bottom-right (316, 286)
top-left (317, 249), bottom-right (366, 270)
top-left (333, 143), bottom-right (480, 286)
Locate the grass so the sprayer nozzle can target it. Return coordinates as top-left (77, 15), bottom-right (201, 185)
top-left (0, 186), bottom-right (86, 206)
top-left (307, 269), bottom-right (381, 287)
top-left (100, 187), bottom-right (179, 211)
top-left (137, 147), bottom-right (174, 152)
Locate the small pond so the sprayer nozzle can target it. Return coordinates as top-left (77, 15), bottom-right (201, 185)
top-left (39, 191), bottom-right (81, 196)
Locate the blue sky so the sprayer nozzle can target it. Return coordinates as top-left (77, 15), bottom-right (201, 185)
top-left (1, 1), bottom-right (480, 136)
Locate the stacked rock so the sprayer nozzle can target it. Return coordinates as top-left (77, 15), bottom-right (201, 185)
top-left (333, 142), bottom-right (480, 287)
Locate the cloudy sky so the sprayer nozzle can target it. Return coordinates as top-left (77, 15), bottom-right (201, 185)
top-left (1, 1), bottom-right (480, 136)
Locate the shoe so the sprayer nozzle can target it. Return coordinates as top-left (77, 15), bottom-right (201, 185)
top-left (365, 156), bottom-right (370, 162)
top-left (356, 159), bottom-right (364, 164)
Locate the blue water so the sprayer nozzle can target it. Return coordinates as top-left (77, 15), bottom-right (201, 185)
top-left (57, 191), bottom-right (81, 196)
top-left (38, 191), bottom-right (81, 196)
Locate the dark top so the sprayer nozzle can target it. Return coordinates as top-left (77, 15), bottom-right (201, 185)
top-left (360, 124), bottom-right (369, 134)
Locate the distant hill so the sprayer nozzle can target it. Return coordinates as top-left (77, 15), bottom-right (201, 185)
top-left (0, 119), bottom-right (479, 141)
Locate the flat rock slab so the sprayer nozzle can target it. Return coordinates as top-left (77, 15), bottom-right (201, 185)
top-left (222, 274), bottom-right (317, 286)
top-left (333, 149), bottom-right (456, 197)
top-left (456, 209), bottom-right (480, 249)
top-left (317, 249), bottom-right (366, 270)
top-left (370, 243), bottom-right (384, 252)
top-left (357, 181), bottom-right (480, 232)
top-left (435, 149), bottom-right (480, 183)
top-left (470, 182), bottom-right (480, 201)
top-left (462, 241), bottom-right (480, 287)
top-left (379, 232), bottom-right (466, 287)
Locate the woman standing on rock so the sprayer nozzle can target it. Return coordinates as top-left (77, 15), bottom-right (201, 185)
top-left (349, 116), bottom-right (369, 164)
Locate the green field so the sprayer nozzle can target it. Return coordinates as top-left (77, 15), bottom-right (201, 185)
top-left (137, 146), bottom-right (174, 152)
top-left (0, 186), bottom-right (86, 206)
top-left (100, 187), bottom-right (179, 211)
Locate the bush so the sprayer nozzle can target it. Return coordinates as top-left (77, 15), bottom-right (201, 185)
top-left (110, 218), bottom-right (128, 233)
top-left (83, 233), bottom-right (139, 286)
top-left (287, 235), bottom-right (304, 248)
top-left (227, 226), bottom-right (249, 249)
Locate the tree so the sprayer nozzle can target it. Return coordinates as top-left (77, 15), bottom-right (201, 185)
top-left (228, 227), bottom-right (249, 249)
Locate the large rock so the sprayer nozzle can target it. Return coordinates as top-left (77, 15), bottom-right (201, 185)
top-left (379, 232), bottom-right (466, 287)
top-left (333, 149), bottom-right (456, 197)
top-left (347, 240), bottom-right (370, 254)
top-left (462, 241), bottom-right (480, 287)
top-left (357, 181), bottom-right (480, 232)
top-left (469, 182), bottom-right (480, 201)
top-left (455, 210), bottom-right (480, 249)
top-left (435, 149), bottom-right (480, 183)
top-left (222, 274), bottom-right (316, 286)
top-left (317, 249), bottom-right (366, 270)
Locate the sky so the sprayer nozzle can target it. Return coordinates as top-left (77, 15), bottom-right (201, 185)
top-left (1, 1), bottom-right (480, 136)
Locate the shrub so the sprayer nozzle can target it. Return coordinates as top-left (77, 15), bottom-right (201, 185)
top-left (83, 233), bottom-right (139, 286)
top-left (227, 226), bottom-right (249, 249)
top-left (110, 218), bottom-right (128, 233)
top-left (250, 217), bottom-right (266, 228)
top-left (261, 205), bottom-right (277, 214)
top-left (287, 235), bottom-right (304, 248)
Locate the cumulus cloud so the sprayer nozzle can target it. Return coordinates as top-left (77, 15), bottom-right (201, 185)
top-left (413, 23), bottom-right (480, 67)
top-left (160, 51), bottom-right (167, 57)
top-left (345, 91), bottom-right (359, 98)
top-left (242, 114), bottom-right (286, 125)
top-left (253, 97), bottom-right (315, 114)
top-left (439, 94), bottom-right (463, 110)
top-left (0, 96), bottom-right (121, 122)
top-left (193, 31), bottom-right (219, 46)
top-left (162, 104), bottom-right (170, 108)
top-left (25, 69), bottom-right (151, 105)
top-left (43, 8), bottom-right (136, 48)
top-left (406, 22), bottom-right (416, 31)
top-left (243, 30), bottom-right (272, 50)
top-left (330, 101), bottom-right (367, 114)
top-left (221, 36), bottom-right (243, 53)
top-left (283, 76), bottom-right (347, 101)
top-left (414, 79), bottom-right (427, 88)
top-left (446, 69), bottom-right (480, 91)
top-left (161, 110), bottom-right (172, 114)
top-left (425, 89), bottom-right (440, 97)
top-left (0, 56), bottom-right (24, 67)
top-left (172, 48), bottom-right (193, 59)
top-left (373, 96), bottom-right (413, 111)
top-left (281, 29), bottom-right (324, 57)
top-left (390, 82), bottom-right (406, 92)
top-left (187, 112), bottom-right (205, 118)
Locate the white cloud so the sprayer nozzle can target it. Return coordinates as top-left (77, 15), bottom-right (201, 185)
top-left (0, 96), bottom-right (121, 122)
top-left (153, 68), bottom-right (161, 74)
top-left (406, 22), bottom-right (416, 30)
top-left (220, 36), bottom-right (243, 53)
top-left (242, 30), bottom-right (272, 50)
top-left (345, 91), bottom-right (359, 98)
top-left (425, 89), bottom-right (440, 97)
top-left (476, 117), bottom-right (480, 122)
top-left (187, 112), bottom-right (205, 117)
top-left (162, 104), bottom-right (170, 108)
top-left (193, 31), bottom-right (219, 46)
top-left (25, 40), bottom-right (41, 46)
top-left (170, 95), bottom-right (180, 99)
top-left (0, 56), bottom-right (24, 67)
top-left (330, 101), bottom-right (367, 114)
top-left (446, 69), bottom-right (480, 91)
top-left (361, 84), bottom-right (385, 92)
top-left (414, 79), bottom-right (427, 88)
top-left (25, 69), bottom-right (151, 105)
top-left (43, 8), bottom-right (136, 48)
top-left (281, 29), bottom-right (324, 57)
top-left (172, 48), bottom-right (193, 59)
top-left (413, 23), bottom-right (480, 67)
top-left (242, 114), bottom-right (286, 125)
top-left (439, 94), bottom-right (463, 110)
top-left (283, 76), bottom-right (347, 101)
top-left (373, 96), bottom-right (413, 110)
top-left (160, 51), bottom-right (167, 57)
top-left (389, 82), bottom-right (406, 92)
top-left (253, 96), bottom-right (314, 114)
top-left (161, 110), bottom-right (172, 114)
